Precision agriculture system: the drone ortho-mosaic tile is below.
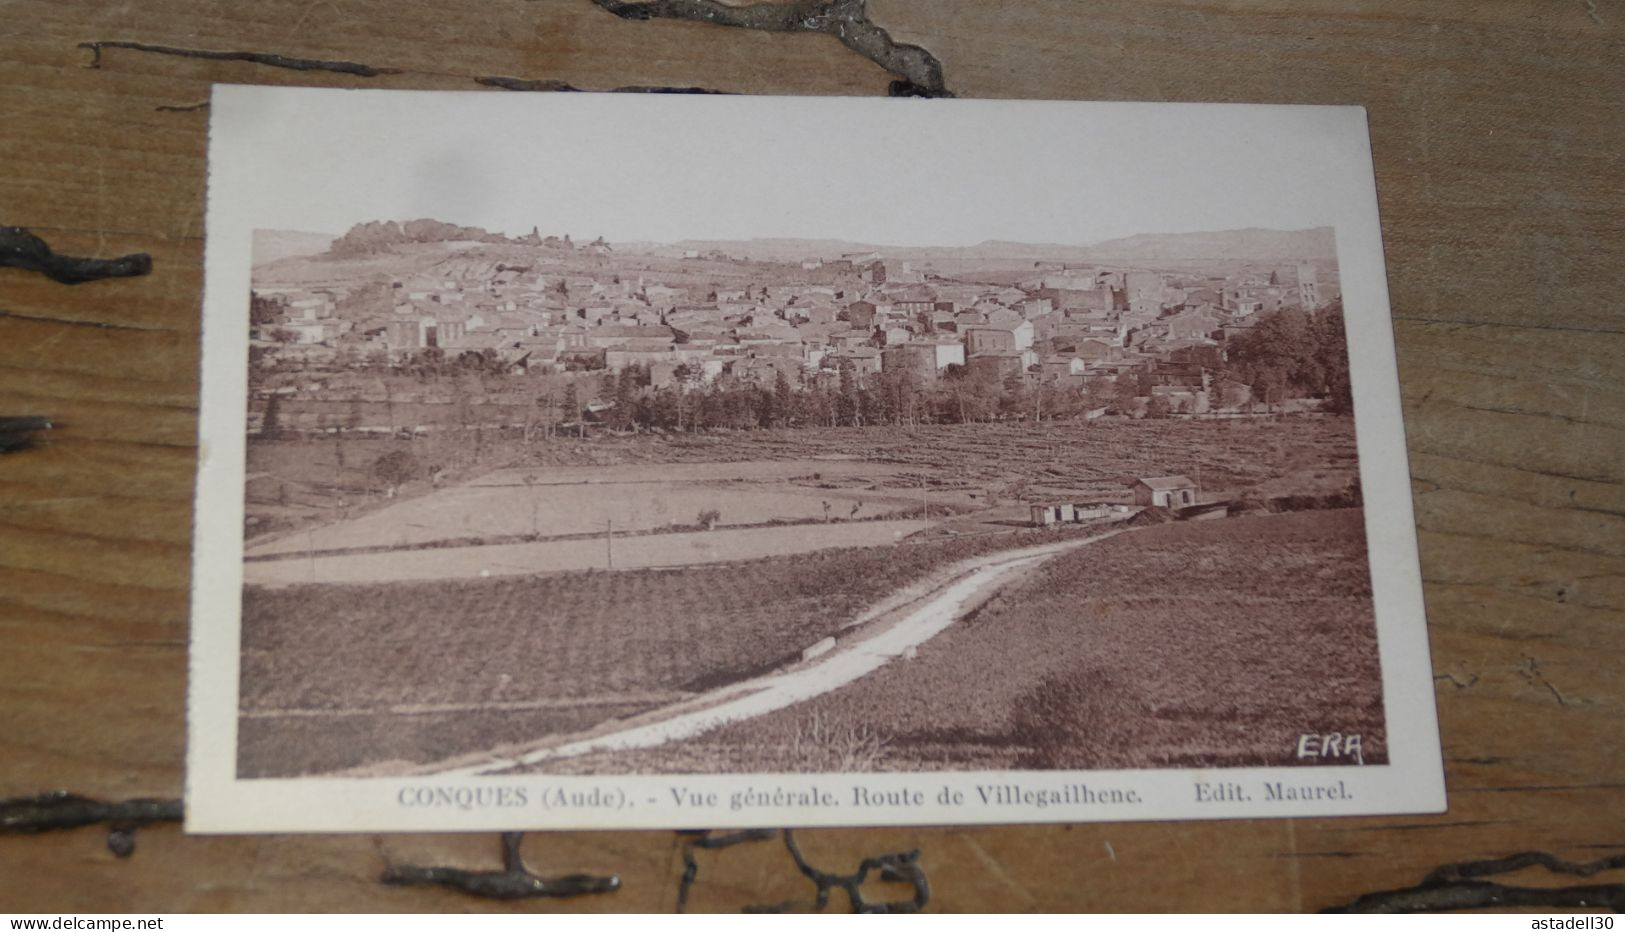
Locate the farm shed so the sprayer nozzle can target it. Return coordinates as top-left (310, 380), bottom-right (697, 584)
top-left (1133, 475), bottom-right (1198, 508)
top-left (1030, 502), bottom-right (1119, 526)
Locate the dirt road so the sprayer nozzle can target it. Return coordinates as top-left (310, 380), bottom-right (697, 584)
top-left (415, 528), bottom-right (1125, 777)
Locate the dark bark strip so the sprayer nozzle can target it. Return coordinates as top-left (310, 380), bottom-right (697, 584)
top-left (0, 308), bottom-right (167, 332)
top-left (0, 792), bottom-right (181, 857)
top-left (1422, 851), bottom-right (1625, 885)
top-left (381, 831), bottom-right (621, 900)
top-left (675, 829), bottom-right (779, 912)
top-left (476, 76), bottom-right (730, 94)
top-left (605, 85), bottom-right (732, 94)
top-left (476, 76), bottom-right (583, 92)
top-left (81, 41), bottom-right (732, 95)
top-left (1326, 851), bottom-right (1625, 913)
top-left (79, 40), bottom-right (395, 77)
top-left (777, 829), bottom-right (929, 913)
top-left (0, 417), bottom-right (53, 454)
top-left (675, 829), bottom-right (929, 913)
top-left (0, 227), bottom-right (151, 285)
top-left (589, 0), bottom-right (953, 97)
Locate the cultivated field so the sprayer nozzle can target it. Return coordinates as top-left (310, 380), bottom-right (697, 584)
top-left (527, 509), bottom-right (1386, 775)
top-left (640, 416), bottom-right (1359, 497)
top-left (237, 524), bottom-right (1111, 776)
top-left (244, 415), bottom-right (1359, 575)
top-left (246, 459), bottom-right (943, 558)
top-left (238, 415), bottom-right (1376, 776)
top-left (243, 519), bottom-right (935, 585)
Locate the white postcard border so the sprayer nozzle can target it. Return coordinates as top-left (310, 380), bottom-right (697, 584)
top-left (188, 87), bottom-right (1445, 833)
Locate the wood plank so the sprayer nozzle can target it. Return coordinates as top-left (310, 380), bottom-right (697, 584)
top-left (1, 0), bottom-right (1619, 913)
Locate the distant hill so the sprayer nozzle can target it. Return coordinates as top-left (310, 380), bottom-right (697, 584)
top-left (1079, 228), bottom-right (1338, 264)
top-left (251, 224), bottom-right (1338, 287)
top-left (316, 219), bottom-right (622, 259)
top-left (667, 227), bottom-right (1337, 267)
top-left (253, 241), bottom-right (535, 287)
top-left (271, 222), bottom-right (1334, 268)
top-left (661, 238), bottom-right (892, 262)
top-left (327, 219), bottom-right (515, 257)
top-left (252, 230), bottom-right (337, 266)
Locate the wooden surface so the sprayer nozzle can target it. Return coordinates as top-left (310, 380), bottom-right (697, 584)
top-left (2, 0), bottom-right (1621, 913)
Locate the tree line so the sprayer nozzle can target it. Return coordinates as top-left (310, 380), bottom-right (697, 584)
top-left (583, 302), bottom-right (1352, 432)
top-left (1223, 302), bottom-right (1351, 413)
top-left (254, 303), bottom-right (1355, 439)
top-left (588, 364), bottom-right (1111, 433)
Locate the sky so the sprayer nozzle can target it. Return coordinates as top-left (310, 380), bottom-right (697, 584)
top-left (211, 87), bottom-right (1378, 248)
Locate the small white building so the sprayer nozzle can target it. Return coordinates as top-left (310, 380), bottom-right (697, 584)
top-left (1133, 475), bottom-right (1198, 508)
top-left (1030, 502), bottom-right (1123, 526)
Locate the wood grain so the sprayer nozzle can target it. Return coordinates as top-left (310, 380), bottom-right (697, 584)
top-left (1, 0), bottom-right (1620, 913)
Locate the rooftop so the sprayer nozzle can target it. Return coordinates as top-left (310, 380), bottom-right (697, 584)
top-left (1136, 475), bottom-right (1196, 490)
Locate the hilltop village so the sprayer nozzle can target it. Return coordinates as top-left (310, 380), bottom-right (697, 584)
top-left (249, 224), bottom-right (1346, 434)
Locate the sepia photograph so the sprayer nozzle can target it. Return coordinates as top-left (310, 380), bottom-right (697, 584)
top-left (238, 223), bottom-right (1377, 781)
top-left (189, 89), bottom-right (1442, 831)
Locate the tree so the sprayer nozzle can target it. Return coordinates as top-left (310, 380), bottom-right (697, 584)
top-left (755, 376), bottom-right (781, 428)
top-left (836, 362), bottom-right (862, 427)
top-left (371, 448), bottom-right (418, 497)
top-left (407, 347), bottom-right (446, 378)
top-left (562, 382), bottom-right (585, 438)
top-left (645, 386), bottom-right (680, 431)
top-left (940, 364), bottom-right (976, 424)
top-left (1217, 379), bottom-right (1251, 411)
top-left (870, 367), bottom-right (922, 427)
top-left (1000, 369), bottom-right (1028, 419)
top-left (527, 389), bottom-right (554, 443)
top-left (249, 292), bottom-right (285, 326)
top-left (604, 368), bottom-right (641, 432)
top-left (1030, 376), bottom-right (1065, 422)
top-left (669, 363), bottom-right (702, 431)
top-left (1074, 379), bottom-right (1108, 417)
top-left (1111, 373), bottom-right (1141, 415)
top-left (260, 392), bottom-right (284, 437)
top-left (1312, 301), bottom-right (1353, 414)
top-left (1225, 307), bottom-right (1325, 409)
top-left (772, 369), bottom-right (796, 428)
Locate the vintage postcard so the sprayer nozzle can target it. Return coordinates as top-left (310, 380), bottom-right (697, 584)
top-left (188, 86), bottom-right (1445, 832)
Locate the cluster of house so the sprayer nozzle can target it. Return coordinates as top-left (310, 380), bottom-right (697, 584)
top-left (254, 248), bottom-right (1333, 413)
